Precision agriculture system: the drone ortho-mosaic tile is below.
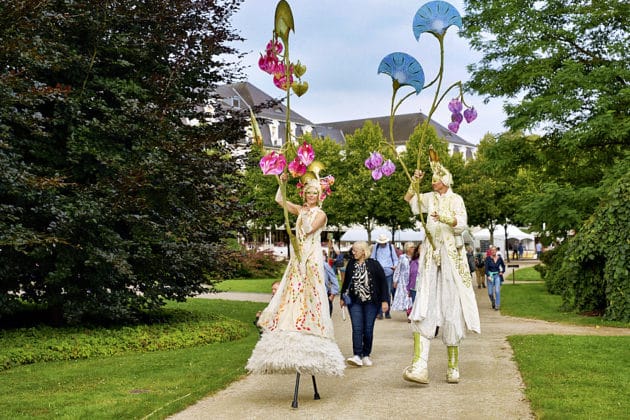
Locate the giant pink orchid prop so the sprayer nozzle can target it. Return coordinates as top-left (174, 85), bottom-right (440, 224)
top-left (255, 1), bottom-right (333, 262)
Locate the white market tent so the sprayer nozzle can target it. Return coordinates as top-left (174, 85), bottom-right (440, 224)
top-left (473, 225), bottom-right (535, 250)
top-left (394, 228), bottom-right (425, 242)
top-left (339, 227), bottom-right (369, 242)
top-left (340, 226), bottom-right (424, 243)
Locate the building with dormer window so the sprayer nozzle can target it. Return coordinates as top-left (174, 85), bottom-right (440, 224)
top-left (215, 81), bottom-right (477, 159)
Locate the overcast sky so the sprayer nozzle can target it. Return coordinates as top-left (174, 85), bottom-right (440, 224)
top-left (230, 0), bottom-right (508, 144)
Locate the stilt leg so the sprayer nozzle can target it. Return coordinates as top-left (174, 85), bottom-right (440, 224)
top-left (311, 375), bottom-right (320, 400)
top-left (291, 372), bottom-right (300, 408)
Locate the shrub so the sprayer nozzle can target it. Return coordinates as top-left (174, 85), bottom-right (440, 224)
top-left (231, 249), bottom-right (286, 278)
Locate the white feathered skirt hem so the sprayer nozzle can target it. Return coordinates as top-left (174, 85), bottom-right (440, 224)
top-left (246, 330), bottom-right (345, 376)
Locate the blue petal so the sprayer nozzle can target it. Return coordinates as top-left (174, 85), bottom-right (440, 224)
top-left (377, 52), bottom-right (425, 94)
top-left (413, 1), bottom-right (462, 40)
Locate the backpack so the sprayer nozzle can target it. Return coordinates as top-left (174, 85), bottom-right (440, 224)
top-left (475, 254), bottom-right (485, 268)
top-left (334, 253), bottom-right (345, 268)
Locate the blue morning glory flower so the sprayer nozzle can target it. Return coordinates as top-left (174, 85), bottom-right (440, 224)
top-left (377, 52), bottom-right (425, 94)
top-left (413, 1), bottom-right (462, 40)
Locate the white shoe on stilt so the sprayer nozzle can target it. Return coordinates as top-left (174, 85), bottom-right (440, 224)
top-left (447, 367), bottom-right (460, 383)
top-left (403, 360), bottom-right (429, 384)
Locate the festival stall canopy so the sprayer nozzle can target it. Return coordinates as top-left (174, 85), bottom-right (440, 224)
top-left (473, 225), bottom-right (534, 241)
top-left (340, 227), bottom-right (424, 243)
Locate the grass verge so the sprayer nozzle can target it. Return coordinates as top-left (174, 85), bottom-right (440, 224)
top-left (501, 283), bottom-right (628, 328)
top-left (509, 335), bottom-right (630, 419)
top-left (504, 266), bottom-right (541, 282)
top-left (214, 278), bottom-right (279, 293)
top-left (0, 299), bottom-right (265, 419)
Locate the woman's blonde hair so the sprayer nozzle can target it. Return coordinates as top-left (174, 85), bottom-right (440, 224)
top-left (404, 242), bottom-right (415, 251)
top-left (352, 241), bottom-right (370, 257)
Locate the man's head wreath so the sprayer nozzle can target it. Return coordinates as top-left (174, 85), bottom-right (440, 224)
top-left (428, 147), bottom-right (453, 187)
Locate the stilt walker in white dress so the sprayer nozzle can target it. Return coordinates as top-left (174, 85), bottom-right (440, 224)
top-left (402, 154), bottom-right (480, 384)
top-left (247, 174), bottom-right (345, 405)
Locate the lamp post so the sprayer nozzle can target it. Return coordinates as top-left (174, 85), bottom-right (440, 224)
top-left (504, 220), bottom-right (510, 263)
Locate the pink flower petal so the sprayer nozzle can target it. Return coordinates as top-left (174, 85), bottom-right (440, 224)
top-left (297, 142), bottom-right (315, 166)
top-left (464, 107), bottom-right (478, 123)
top-left (259, 152), bottom-right (286, 175)
top-left (381, 159), bottom-right (396, 176)
top-left (448, 98), bottom-right (463, 113)
top-left (447, 122), bottom-right (460, 133)
top-left (288, 158), bottom-right (307, 177)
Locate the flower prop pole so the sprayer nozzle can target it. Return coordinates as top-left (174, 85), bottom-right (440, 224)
top-left (256, 0), bottom-right (317, 262)
top-left (375, 1), bottom-right (479, 251)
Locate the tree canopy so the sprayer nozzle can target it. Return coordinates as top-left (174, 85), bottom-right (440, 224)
top-left (0, 0), bottom-right (252, 324)
top-left (462, 0), bottom-right (629, 320)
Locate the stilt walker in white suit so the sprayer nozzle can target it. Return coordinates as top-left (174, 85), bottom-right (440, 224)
top-left (402, 154), bottom-right (480, 384)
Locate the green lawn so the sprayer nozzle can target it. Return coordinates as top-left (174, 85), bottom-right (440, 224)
top-left (0, 299), bottom-right (265, 419)
top-left (509, 335), bottom-right (630, 420)
top-left (214, 278), bottom-right (279, 293)
top-left (502, 283), bottom-right (629, 419)
top-left (504, 266), bottom-right (542, 282)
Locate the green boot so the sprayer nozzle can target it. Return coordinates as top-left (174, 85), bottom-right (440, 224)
top-left (447, 346), bottom-right (460, 383)
top-left (403, 333), bottom-right (429, 384)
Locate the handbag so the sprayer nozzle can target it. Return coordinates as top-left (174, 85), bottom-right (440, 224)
top-left (342, 293), bottom-right (352, 306)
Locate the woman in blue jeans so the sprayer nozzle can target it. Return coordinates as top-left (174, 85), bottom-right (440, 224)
top-left (485, 246), bottom-right (506, 310)
top-left (339, 241), bottom-right (389, 367)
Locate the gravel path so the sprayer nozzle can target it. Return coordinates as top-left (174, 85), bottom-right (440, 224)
top-left (170, 284), bottom-right (629, 420)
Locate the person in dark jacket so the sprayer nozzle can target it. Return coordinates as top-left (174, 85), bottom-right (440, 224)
top-left (340, 241), bottom-right (389, 368)
top-left (485, 245), bottom-right (506, 310)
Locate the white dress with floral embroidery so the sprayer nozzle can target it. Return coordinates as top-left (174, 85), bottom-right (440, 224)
top-left (246, 206), bottom-right (345, 376)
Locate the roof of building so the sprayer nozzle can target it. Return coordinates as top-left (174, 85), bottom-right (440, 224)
top-left (318, 113), bottom-right (475, 147)
top-left (214, 82), bottom-right (476, 156)
top-left (215, 81), bottom-right (313, 125)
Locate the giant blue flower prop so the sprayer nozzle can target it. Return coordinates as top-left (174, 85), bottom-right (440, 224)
top-left (377, 52), bottom-right (425, 95)
top-left (413, 0), bottom-right (462, 40)
top-left (373, 1), bottom-right (475, 251)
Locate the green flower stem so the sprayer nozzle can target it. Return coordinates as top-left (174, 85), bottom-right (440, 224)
top-left (277, 176), bottom-right (301, 261)
top-left (277, 27), bottom-right (301, 261)
top-left (387, 90), bottom-right (436, 251)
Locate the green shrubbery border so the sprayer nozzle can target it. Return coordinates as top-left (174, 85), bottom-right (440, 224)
top-left (0, 307), bottom-right (248, 371)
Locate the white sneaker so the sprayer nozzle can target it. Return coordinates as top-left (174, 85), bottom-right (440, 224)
top-left (362, 356), bottom-right (373, 367)
top-left (346, 355), bottom-right (363, 367)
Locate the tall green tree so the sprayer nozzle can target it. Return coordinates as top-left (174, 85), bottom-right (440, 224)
top-left (462, 0), bottom-right (629, 320)
top-left (463, 0), bottom-right (629, 235)
top-left (0, 0), bottom-right (252, 324)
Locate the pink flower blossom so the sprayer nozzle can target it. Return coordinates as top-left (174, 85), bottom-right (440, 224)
top-left (259, 151), bottom-right (286, 175)
top-left (448, 98), bottom-right (463, 113)
top-left (296, 142), bottom-right (315, 166)
top-left (266, 39), bottom-right (283, 55)
top-left (447, 121), bottom-right (460, 133)
top-left (364, 152), bottom-right (383, 170)
top-left (371, 168), bottom-right (384, 181)
top-left (288, 158), bottom-right (307, 177)
top-left (273, 72), bottom-right (293, 90)
top-left (463, 107), bottom-right (477, 123)
top-left (381, 159), bottom-right (396, 176)
top-left (451, 112), bottom-right (463, 124)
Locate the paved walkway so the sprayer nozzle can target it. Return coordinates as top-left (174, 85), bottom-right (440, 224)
top-left (170, 276), bottom-right (629, 420)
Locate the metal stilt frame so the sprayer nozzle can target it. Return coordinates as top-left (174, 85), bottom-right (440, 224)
top-left (290, 373), bottom-right (320, 408)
